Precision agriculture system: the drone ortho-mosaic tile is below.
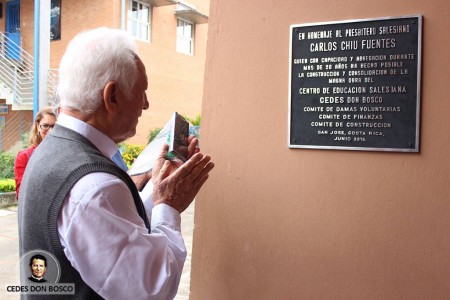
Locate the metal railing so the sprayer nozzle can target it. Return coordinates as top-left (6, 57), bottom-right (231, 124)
top-left (48, 68), bottom-right (59, 104)
top-left (0, 32), bottom-right (59, 153)
top-left (0, 32), bottom-right (34, 106)
top-left (0, 32), bottom-right (58, 108)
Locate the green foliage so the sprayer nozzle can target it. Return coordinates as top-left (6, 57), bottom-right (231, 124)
top-left (120, 144), bottom-right (144, 167)
top-left (147, 127), bottom-right (162, 144)
top-left (0, 152), bottom-right (15, 179)
top-left (21, 132), bottom-right (30, 149)
top-left (183, 114), bottom-right (201, 126)
top-left (0, 178), bottom-right (15, 192)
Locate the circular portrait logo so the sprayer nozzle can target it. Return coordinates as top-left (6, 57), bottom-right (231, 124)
top-left (19, 249), bottom-right (61, 285)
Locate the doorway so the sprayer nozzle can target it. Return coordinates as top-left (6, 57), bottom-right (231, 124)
top-left (5, 0), bottom-right (21, 60)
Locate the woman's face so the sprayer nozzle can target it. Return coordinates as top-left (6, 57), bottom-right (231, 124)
top-left (38, 114), bottom-right (56, 140)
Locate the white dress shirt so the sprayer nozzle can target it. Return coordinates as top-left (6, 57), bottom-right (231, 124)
top-left (56, 113), bottom-right (186, 300)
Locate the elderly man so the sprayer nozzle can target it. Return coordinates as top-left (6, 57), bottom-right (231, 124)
top-left (18, 27), bottom-right (214, 299)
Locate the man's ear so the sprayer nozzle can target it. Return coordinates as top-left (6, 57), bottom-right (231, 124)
top-left (103, 81), bottom-right (118, 114)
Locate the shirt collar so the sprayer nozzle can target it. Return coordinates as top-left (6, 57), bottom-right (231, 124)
top-left (57, 113), bottom-right (118, 159)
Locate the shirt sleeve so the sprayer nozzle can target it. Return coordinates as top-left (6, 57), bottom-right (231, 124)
top-left (57, 172), bottom-right (186, 300)
top-left (139, 179), bottom-right (154, 223)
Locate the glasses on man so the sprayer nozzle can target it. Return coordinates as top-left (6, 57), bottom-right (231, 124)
top-left (39, 124), bottom-right (55, 131)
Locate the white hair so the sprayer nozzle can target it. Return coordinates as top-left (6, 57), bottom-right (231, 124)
top-left (58, 27), bottom-right (139, 115)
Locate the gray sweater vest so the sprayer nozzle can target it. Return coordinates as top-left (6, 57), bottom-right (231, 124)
top-left (18, 124), bottom-right (150, 299)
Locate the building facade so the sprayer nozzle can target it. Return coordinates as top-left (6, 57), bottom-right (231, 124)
top-left (193, 1), bottom-right (450, 299)
top-left (0, 0), bottom-right (209, 150)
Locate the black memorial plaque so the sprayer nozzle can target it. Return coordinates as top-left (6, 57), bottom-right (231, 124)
top-left (289, 16), bottom-right (422, 152)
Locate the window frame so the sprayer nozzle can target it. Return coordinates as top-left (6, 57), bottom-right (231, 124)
top-left (127, 0), bottom-right (151, 42)
top-left (176, 17), bottom-right (195, 56)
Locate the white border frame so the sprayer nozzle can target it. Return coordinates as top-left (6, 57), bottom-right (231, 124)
top-left (288, 15), bottom-right (422, 152)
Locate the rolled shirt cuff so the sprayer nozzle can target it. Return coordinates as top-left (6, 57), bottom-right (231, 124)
top-left (151, 203), bottom-right (182, 232)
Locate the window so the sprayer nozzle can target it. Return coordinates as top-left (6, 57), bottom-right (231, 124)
top-left (50, 0), bottom-right (61, 41)
top-left (128, 0), bottom-right (150, 41)
top-left (176, 18), bottom-right (194, 55)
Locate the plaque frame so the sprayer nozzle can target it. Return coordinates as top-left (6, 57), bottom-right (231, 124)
top-left (288, 15), bottom-right (422, 152)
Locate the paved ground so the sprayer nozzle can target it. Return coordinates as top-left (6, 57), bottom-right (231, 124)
top-left (0, 206), bottom-right (20, 300)
top-left (176, 202), bottom-right (194, 300)
top-left (0, 204), bottom-right (194, 299)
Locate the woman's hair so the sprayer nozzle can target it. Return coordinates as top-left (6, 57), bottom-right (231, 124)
top-left (57, 27), bottom-right (139, 116)
top-left (29, 107), bottom-right (56, 146)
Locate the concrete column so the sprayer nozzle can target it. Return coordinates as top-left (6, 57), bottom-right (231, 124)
top-left (39, 0), bottom-right (50, 110)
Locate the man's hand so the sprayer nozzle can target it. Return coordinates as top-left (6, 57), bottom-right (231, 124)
top-left (154, 134), bottom-right (200, 173)
top-left (129, 135), bottom-right (199, 192)
top-left (187, 135), bottom-right (200, 158)
top-left (152, 144), bottom-right (214, 213)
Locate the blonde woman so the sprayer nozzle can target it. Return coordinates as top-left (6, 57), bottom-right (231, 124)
top-left (14, 107), bottom-right (56, 199)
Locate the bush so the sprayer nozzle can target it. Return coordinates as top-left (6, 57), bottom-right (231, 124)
top-left (0, 152), bottom-right (15, 179)
top-left (119, 144), bottom-right (144, 168)
top-left (183, 114), bottom-right (201, 126)
top-left (0, 178), bottom-right (15, 192)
